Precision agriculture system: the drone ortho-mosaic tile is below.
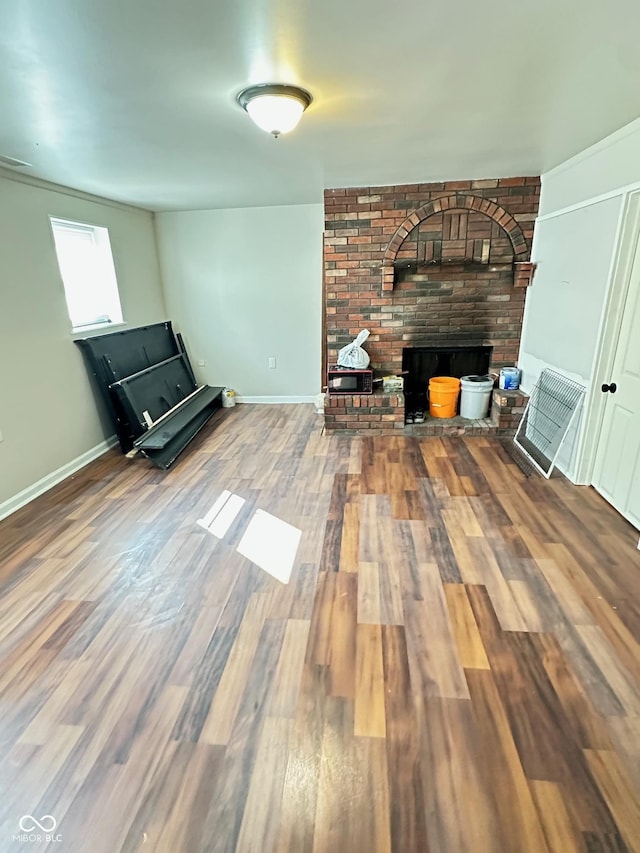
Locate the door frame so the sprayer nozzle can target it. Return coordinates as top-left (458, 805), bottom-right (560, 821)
top-left (575, 189), bottom-right (640, 486)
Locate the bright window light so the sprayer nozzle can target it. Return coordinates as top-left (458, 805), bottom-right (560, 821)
top-left (236, 509), bottom-right (301, 585)
top-left (49, 217), bottom-right (123, 331)
top-left (196, 494), bottom-right (302, 584)
top-left (197, 491), bottom-right (246, 539)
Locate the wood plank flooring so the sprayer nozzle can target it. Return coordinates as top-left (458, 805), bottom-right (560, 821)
top-left (0, 404), bottom-right (639, 852)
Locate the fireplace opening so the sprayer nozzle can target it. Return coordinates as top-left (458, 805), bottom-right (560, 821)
top-left (402, 345), bottom-right (493, 419)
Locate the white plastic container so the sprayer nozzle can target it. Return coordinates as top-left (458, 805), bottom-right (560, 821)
top-left (460, 375), bottom-right (494, 419)
top-left (314, 392), bottom-right (327, 414)
top-left (222, 388), bottom-right (236, 408)
top-left (499, 367), bottom-right (521, 390)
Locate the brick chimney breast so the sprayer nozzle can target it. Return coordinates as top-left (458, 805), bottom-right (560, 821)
top-left (324, 178), bottom-right (540, 379)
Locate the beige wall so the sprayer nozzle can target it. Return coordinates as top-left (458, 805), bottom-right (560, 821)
top-left (155, 203), bottom-right (323, 399)
top-left (0, 171), bottom-right (167, 507)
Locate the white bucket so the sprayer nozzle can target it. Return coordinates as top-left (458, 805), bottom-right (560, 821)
top-left (222, 388), bottom-right (236, 408)
top-left (460, 375), bottom-right (494, 419)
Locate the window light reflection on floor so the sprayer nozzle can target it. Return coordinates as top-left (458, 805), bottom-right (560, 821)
top-left (197, 490), bottom-right (231, 528)
top-left (197, 494), bottom-right (302, 585)
top-left (236, 509), bottom-right (302, 585)
top-left (197, 490), bottom-right (246, 539)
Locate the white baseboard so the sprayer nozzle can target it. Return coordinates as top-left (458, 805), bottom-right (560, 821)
top-left (235, 396), bottom-right (316, 404)
top-left (0, 435), bottom-right (118, 522)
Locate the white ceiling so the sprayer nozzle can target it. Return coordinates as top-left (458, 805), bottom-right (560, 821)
top-left (1, 0), bottom-right (639, 211)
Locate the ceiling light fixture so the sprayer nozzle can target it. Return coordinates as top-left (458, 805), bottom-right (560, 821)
top-left (236, 84), bottom-right (313, 138)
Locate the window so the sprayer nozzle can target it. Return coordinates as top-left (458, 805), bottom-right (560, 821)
top-left (50, 217), bottom-right (123, 331)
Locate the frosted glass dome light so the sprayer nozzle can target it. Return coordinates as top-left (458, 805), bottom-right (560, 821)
top-left (237, 84), bottom-right (313, 138)
top-left (246, 94), bottom-right (304, 135)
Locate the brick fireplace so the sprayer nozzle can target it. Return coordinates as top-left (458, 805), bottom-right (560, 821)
top-left (323, 177), bottom-right (540, 434)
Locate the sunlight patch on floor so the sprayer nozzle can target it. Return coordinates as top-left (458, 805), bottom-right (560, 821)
top-left (236, 509), bottom-right (301, 585)
top-left (197, 494), bottom-right (301, 584)
top-left (197, 490), bottom-right (246, 538)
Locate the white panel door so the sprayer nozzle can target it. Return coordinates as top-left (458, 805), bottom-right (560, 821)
top-left (592, 237), bottom-right (640, 528)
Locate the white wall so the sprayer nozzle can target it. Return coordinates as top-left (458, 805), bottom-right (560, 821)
top-left (519, 117), bottom-right (640, 481)
top-left (0, 171), bottom-right (166, 510)
top-left (539, 117), bottom-right (640, 215)
top-left (519, 197), bottom-right (622, 390)
top-left (155, 203), bottom-right (324, 400)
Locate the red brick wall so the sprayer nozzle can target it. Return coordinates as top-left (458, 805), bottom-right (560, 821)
top-left (324, 178), bottom-right (540, 377)
top-left (324, 392), bottom-right (405, 433)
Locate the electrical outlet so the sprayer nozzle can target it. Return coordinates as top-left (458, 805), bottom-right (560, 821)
top-left (0, 429), bottom-right (3, 442)
top-left (197, 360), bottom-right (206, 367)
top-left (268, 357), bottom-right (276, 369)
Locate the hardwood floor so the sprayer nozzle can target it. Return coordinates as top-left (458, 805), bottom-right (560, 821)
top-left (0, 404), bottom-right (639, 852)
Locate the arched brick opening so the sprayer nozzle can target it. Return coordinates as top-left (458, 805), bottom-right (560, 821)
top-left (381, 193), bottom-right (529, 291)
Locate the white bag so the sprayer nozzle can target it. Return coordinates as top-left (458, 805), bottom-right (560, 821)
top-left (337, 329), bottom-right (371, 369)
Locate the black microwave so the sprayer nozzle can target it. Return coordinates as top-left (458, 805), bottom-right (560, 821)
top-left (327, 366), bottom-right (374, 394)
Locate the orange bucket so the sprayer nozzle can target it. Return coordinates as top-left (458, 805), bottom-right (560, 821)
top-left (428, 376), bottom-right (461, 418)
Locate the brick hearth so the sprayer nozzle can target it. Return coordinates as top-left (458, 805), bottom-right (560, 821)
top-left (324, 388), bottom-right (528, 436)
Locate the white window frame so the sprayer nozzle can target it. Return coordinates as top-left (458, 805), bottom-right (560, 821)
top-left (49, 216), bottom-right (124, 333)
